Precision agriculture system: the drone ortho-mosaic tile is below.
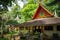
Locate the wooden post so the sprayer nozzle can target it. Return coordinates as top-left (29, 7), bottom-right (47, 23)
top-left (53, 25), bottom-right (57, 33)
top-left (19, 26), bottom-right (21, 33)
top-left (28, 26), bottom-right (30, 32)
top-left (40, 25), bottom-right (44, 40)
top-left (30, 26), bottom-right (33, 32)
top-left (24, 26), bottom-right (25, 30)
top-left (36, 26), bottom-right (38, 29)
top-left (41, 26), bottom-right (44, 33)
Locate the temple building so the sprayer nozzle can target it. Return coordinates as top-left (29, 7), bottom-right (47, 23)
top-left (18, 4), bottom-right (60, 40)
top-left (9, 4), bottom-right (60, 40)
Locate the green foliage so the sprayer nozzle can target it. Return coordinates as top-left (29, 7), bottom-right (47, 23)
top-left (44, 0), bottom-right (60, 16)
top-left (7, 0), bottom-right (60, 24)
top-left (28, 0), bottom-right (35, 4)
top-left (7, 0), bottom-right (38, 24)
top-left (1, 0), bottom-right (60, 24)
top-left (6, 20), bottom-right (19, 25)
top-left (7, 5), bottom-right (21, 20)
top-left (0, 0), bottom-right (15, 11)
top-left (45, 0), bottom-right (55, 5)
top-left (0, 38), bottom-right (8, 40)
top-left (21, 4), bottom-right (38, 21)
top-left (0, 16), bottom-right (2, 25)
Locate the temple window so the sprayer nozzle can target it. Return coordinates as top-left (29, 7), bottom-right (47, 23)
top-left (57, 25), bottom-right (60, 31)
top-left (20, 27), bottom-right (24, 30)
top-left (44, 25), bottom-right (53, 30)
